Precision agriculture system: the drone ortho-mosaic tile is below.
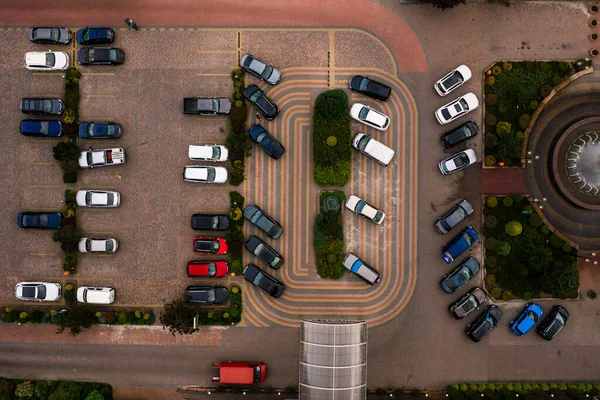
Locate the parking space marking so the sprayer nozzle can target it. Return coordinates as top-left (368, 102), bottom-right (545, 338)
top-left (82, 73), bottom-right (115, 76)
top-left (31, 253), bottom-right (60, 257)
top-left (196, 50), bottom-right (237, 54)
top-left (28, 185), bottom-right (65, 189)
top-left (328, 30), bottom-right (335, 88)
top-left (195, 73), bottom-right (231, 77)
top-left (88, 95), bottom-right (115, 98)
top-left (30, 162), bottom-right (60, 165)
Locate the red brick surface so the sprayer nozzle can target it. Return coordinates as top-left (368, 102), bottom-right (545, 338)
top-left (482, 167), bottom-right (528, 195)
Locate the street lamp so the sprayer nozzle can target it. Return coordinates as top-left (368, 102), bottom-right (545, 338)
top-left (522, 151), bottom-right (540, 164)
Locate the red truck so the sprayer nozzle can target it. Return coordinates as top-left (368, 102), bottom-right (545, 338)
top-left (211, 361), bottom-right (267, 385)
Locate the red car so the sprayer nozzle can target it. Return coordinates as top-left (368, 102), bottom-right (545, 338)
top-left (192, 236), bottom-right (228, 255)
top-left (187, 261), bottom-right (229, 278)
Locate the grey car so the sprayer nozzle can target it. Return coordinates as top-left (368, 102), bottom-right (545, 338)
top-left (243, 204), bottom-right (283, 240)
top-left (185, 286), bottom-right (229, 304)
top-left (435, 200), bottom-right (473, 235)
top-left (240, 54), bottom-right (281, 85)
top-left (245, 235), bottom-right (283, 270)
top-left (448, 287), bottom-right (486, 319)
top-left (29, 27), bottom-right (71, 44)
top-left (440, 257), bottom-right (480, 294)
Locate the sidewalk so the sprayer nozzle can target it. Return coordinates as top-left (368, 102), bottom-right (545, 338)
top-left (482, 167), bottom-right (528, 195)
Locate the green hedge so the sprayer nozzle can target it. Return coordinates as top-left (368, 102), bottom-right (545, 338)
top-left (447, 381), bottom-right (600, 400)
top-left (314, 191), bottom-right (345, 279)
top-left (312, 90), bottom-right (352, 187)
top-left (0, 377), bottom-right (112, 400)
top-left (53, 142), bottom-right (80, 184)
top-left (227, 69), bottom-right (250, 186)
top-left (226, 191), bottom-right (244, 275)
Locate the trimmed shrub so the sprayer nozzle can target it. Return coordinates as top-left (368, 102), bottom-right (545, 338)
top-left (485, 237), bottom-right (501, 251)
top-left (486, 273), bottom-right (496, 286)
top-left (501, 290), bottom-right (513, 300)
top-left (484, 155), bottom-right (497, 166)
top-left (561, 242), bottom-right (572, 253)
top-left (485, 93), bottom-right (498, 106)
top-left (492, 65), bottom-right (502, 76)
top-left (505, 221), bottom-right (523, 236)
top-left (518, 114), bottom-right (531, 130)
top-left (502, 62), bottom-right (512, 71)
top-left (485, 76), bottom-right (496, 86)
top-left (502, 197), bottom-right (513, 207)
top-left (491, 288), bottom-right (502, 299)
top-left (540, 384), bottom-right (550, 392)
top-left (485, 113), bottom-right (497, 127)
top-left (326, 136), bottom-right (337, 146)
top-left (375, 388), bottom-right (387, 396)
top-left (552, 75), bottom-right (562, 85)
top-left (485, 134), bottom-right (498, 149)
top-left (486, 255), bottom-right (497, 269)
top-left (529, 100), bottom-right (539, 111)
top-left (515, 131), bottom-right (524, 141)
top-left (589, 290), bottom-right (597, 299)
top-left (497, 242), bottom-right (511, 256)
top-left (512, 195), bottom-right (523, 204)
top-left (527, 213), bottom-right (542, 228)
top-left (540, 225), bottom-right (550, 235)
top-left (517, 263), bottom-right (529, 277)
top-left (496, 121), bottom-right (512, 136)
top-left (522, 292), bottom-right (533, 300)
top-left (485, 215), bottom-right (498, 229)
top-left (549, 234), bottom-right (564, 248)
top-left (539, 85), bottom-right (552, 98)
top-left (486, 196), bottom-right (498, 208)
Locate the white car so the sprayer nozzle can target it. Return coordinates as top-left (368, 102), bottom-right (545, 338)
top-left (25, 51), bottom-right (70, 71)
top-left (350, 103), bottom-right (390, 131)
top-left (434, 92), bottom-right (479, 125)
top-left (434, 65), bottom-right (472, 96)
top-left (78, 148), bottom-right (126, 168)
top-left (15, 282), bottom-right (61, 301)
top-left (188, 145), bottom-right (229, 162)
top-left (345, 195), bottom-right (386, 225)
top-left (352, 133), bottom-right (395, 166)
top-left (439, 148), bottom-right (477, 175)
top-left (77, 286), bottom-right (115, 304)
top-left (78, 237), bottom-right (119, 253)
top-left (76, 190), bottom-right (120, 207)
top-left (182, 165), bottom-right (228, 183)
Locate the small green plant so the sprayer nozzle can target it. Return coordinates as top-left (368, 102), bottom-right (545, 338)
top-left (486, 273), bottom-right (496, 286)
top-left (502, 197), bottom-right (514, 207)
top-left (497, 241), bottom-right (511, 256)
top-left (485, 134), bottom-right (498, 149)
top-left (485, 93), bottom-right (497, 106)
top-left (496, 121), bottom-right (512, 136)
top-left (505, 221), bottom-right (523, 236)
top-left (518, 114), bottom-right (531, 130)
top-left (561, 242), bottom-right (572, 253)
top-left (485, 215), bottom-right (498, 229)
top-left (589, 291), bottom-right (598, 299)
top-left (485, 76), bottom-right (496, 86)
top-left (486, 196), bottom-right (498, 208)
top-left (492, 65), bottom-right (502, 76)
top-left (326, 136), bottom-right (337, 146)
top-left (502, 62), bottom-right (513, 71)
top-left (501, 290), bottom-right (513, 300)
top-left (485, 113), bottom-right (497, 127)
top-left (491, 287), bottom-right (502, 298)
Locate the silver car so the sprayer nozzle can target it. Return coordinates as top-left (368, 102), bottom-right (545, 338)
top-left (15, 282), bottom-right (61, 301)
top-left (76, 190), bottom-right (120, 208)
top-left (240, 54), bottom-right (281, 85)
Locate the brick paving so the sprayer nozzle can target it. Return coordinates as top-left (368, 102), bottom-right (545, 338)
top-left (482, 167), bottom-right (528, 195)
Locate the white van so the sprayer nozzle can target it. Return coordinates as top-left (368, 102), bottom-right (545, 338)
top-left (352, 133), bottom-right (394, 166)
top-left (188, 145), bottom-right (229, 162)
top-left (77, 286), bottom-right (115, 304)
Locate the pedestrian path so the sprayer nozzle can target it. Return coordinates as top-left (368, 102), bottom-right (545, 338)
top-left (482, 168), bottom-right (528, 195)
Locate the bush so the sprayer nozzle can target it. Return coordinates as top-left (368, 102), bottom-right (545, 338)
top-left (486, 255), bottom-right (497, 269)
top-left (229, 169), bottom-right (245, 186)
top-left (502, 197), bottom-right (513, 207)
top-left (485, 134), bottom-right (498, 149)
top-left (486, 273), bottom-right (496, 286)
top-left (485, 237), bottom-right (500, 251)
top-left (484, 155), bottom-right (497, 166)
top-left (538, 85), bottom-right (552, 98)
top-left (497, 241), bottom-right (511, 256)
top-left (561, 242), bottom-right (572, 253)
top-left (485, 76), bottom-right (496, 86)
top-left (485, 215), bottom-right (498, 229)
top-left (518, 114), bottom-right (531, 130)
top-left (522, 292), bottom-right (533, 300)
top-left (485, 113), bottom-right (496, 127)
top-left (549, 234), bottom-right (564, 248)
top-left (515, 131), bottom-right (524, 141)
top-left (505, 221), bottom-right (523, 236)
top-left (496, 121), bottom-right (512, 136)
top-left (501, 290), bottom-right (513, 300)
top-left (486, 196), bottom-right (498, 208)
top-left (326, 136), bottom-right (337, 146)
top-left (84, 390), bottom-right (105, 400)
top-left (492, 65), bottom-right (502, 76)
top-left (53, 141), bottom-right (81, 162)
top-left (540, 225), bottom-right (550, 235)
top-left (485, 94), bottom-right (497, 106)
top-left (502, 62), bottom-right (513, 71)
top-left (552, 75), bottom-right (562, 85)
top-left (529, 100), bottom-right (539, 111)
top-left (491, 288), bottom-right (502, 299)
top-left (48, 380), bottom-right (82, 400)
top-left (375, 388), bottom-right (387, 396)
top-left (64, 290), bottom-right (75, 303)
top-left (589, 291), bottom-right (597, 299)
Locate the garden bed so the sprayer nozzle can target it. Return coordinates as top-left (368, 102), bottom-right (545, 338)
top-left (312, 90), bottom-right (352, 187)
top-left (226, 191), bottom-right (245, 275)
top-left (0, 377), bottom-right (113, 400)
top-left (314, 191), bottom-right (346, 279)
top-left (447, 382), bottom-right (600, 400)
top-left (483, 195), bottom-right (578, 299)
top-left (483, 61), bottom-right (573, 167)
top-left (225, 69), bottom-right (250, 186)
top-left (52, 190), bottom-right (79, 275)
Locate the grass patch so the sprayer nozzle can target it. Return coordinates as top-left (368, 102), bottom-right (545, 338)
top-left (314, 191), bottom-right (345, 279)
top-left (483, 195), bottom-right (578, 299)
top-left (312, 90), bottom-right (351, 186)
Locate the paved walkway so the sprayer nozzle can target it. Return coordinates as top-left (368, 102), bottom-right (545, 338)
top-left (482, 168), bottom-right (528, 195)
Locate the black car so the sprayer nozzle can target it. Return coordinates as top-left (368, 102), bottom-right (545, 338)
top-left (243, 85), bottom-right (279, 120)
top-left (20, 120), bottom-right (63, 138)
top-left (17, 212), bottom-right (63, 229)
top-left (76, 27), bottom-right (115, 45)
top-left (21, 98), bottom-right (65, 115)
top-left (191, 214), bottom-right (230, 231)
top-left (243, 204), bottom-right (283, 240)
top-left (185, 286), bottom-right (229, 304)
top-left (537, 305), bottom-right (569, 340)
top-left (245, 235), bottom-right (283, 270)
top-left (29, 27), bottom-right (71, 44)
top-left (440, 257), bottom-right (480, 294)
top-left (435, 200), bottom-right (474, 235)
top-left (441, 121), bottom-right (479, 149)
top-left (465, 305), bottom-right (503, 343)
top-left (243, 263), bottom-right (285, 298)
top-left (449, 287), bottom-right (486, 320)
top-left (248, 124), bottom-right (285, 160)
top-left (348, 75), bottom-right (391, 101)
top-left (77, 47), bottom-right (125, 65)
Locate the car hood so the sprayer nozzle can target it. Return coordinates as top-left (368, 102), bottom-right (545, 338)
top-left (214, 167), bottom-right (228, 183)
top-left (267, 68), bottom-right (281, 84)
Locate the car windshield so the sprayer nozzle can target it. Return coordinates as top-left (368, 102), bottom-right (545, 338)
top-left (212, 147), bottom-right (221, 159)
top-left (454, 153), bottom-right (470, 168)
top-left (211, 216), bottom-right (219, 229)
top-left (262, 65), bottom-right (273, 79)
top-left (45, 53), bottom-right (55, 67)
top-left (443, 71), bottom-right (463, 89)
top-left (83, 30), bottom-right (90, 41)
top-left (527, 311), bottom-right (539, 323)
top-left (36, 286), bottom-right (46, 299)
top-left (49, 28), bottom-right (59, 41)
top-left (208, 263), bottom-right (216, 276)
top-left (441, 109), bottom-right (452, 120)
top-left (206, 168), bottom-right (215, 182)
top-left (462, 233), bottom-right (474, 245)
top-left (355, 200), bottom-right (366, 213)
top-left (86, 192), bottom-right (92, 203)
top-left (374, 211), bottom-right (384, 223)
top-left (459, 98), bottom-right (469, 112)
top-left (254, 243), bottom-right (265, 256)
top-left (38, 121), bottom-right (49, 134)
top-left (86, 240), bottom-right (92, 252)
top-left (212, 241), bottom-right (219, 250)
top-left (207, 289), bottom-right (215, 302)
top-left (41, 100), bottom-right (52, 112)
top-left (106, 49), bottom-right (119, 61)
top-left (358, 107), bottom-right (370, 120)
top-left (357, 136), bottom-right (370, 151)
top-left (86, 152), bottom-right (93, 165)
top-left (105, 240), bottom-right (114, 252)
top-left (106, 193), bottom-right (114, 204)
top-left (252, 271), bottom-right (265, 286)
top-left (359, 78), bottom-right (369, 91)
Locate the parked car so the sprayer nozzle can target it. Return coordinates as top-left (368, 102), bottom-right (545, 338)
top-left (240, 54), bottom-right (281, 85)
top-left (442, 226), bottom-right (478, 264)
top-left (187, 261), bottom-right (229, 278)
top-left (345, 195), bottom-right (385, 225)
top-left (15, 282), bottom-right (61, 301)
top-left (29, 27), bottom-right (71, 44)
top-left (435, 199), bottom-right (473, 235)
top-left (466, 305), bottom-right (503, 343)
top-left (78, 121), bottom-right (121, 139)
top-left (537, 305), bottom-right (569, 341)
top-left (343, 253), bottom-right (381, 285)
top-left (182, 165), bottom-right (228, 183)
top-left (435, 93), bottom-right (479, 125)
top-left (510, 302), bottom-right (543, 336)
top-left (76, 27), bottom-right (115, 45)
top-left (439, 149), bottom-right (477, 175)
top-left (449, 287), bottom-right (486, 320)
top-left (191, 214), bottom-right (230, 231)
top-left (243, 204), bottom-right (283, 240)
top-left (183, 97), bottom-right (231, 115)
top-left (434, 65), bottom-right (472, 96)
top-left (348, 75), bottom-right (391, 101)
top-left (248, 124), bottom-right (285, 160)
top-left (20, 120), bottom-right (63, 137)
top-left (188, 145), bottom-right (229, 162)
top-left (78, 147), bottom-right (126, 168)
top-left (440, 257), bottom-right (480, 294)
top-left (352, 133), bottom-right (395, 166)
top-left (243, 263), bottom-right (285, 298)
top-left (349, 103), bottom-right (390, 131)
top-left (243, 85), bottom-right (279, 120)
top-left (77, 286), bottom-right (115, 304)
top-left (77, 47), bottom-right (125, 65)
top-left (25, 51), bottom-right (70, 71)
top-left (192, 237), bottom-right (228, 255)
top-left (441, 121), bottom-right (479, 149)
top-left (17, 212), bottom-right (62, 229)
top-left (245, 235), bottom-right (283, 270)
top-left (76, 190), bottom-right (120, 208)
top-left (21, 98), bottom-right (65, 115)
top-left (78, 237), bottom-right (118, 253)
top-left (185, 285), bottom-right (229, 304)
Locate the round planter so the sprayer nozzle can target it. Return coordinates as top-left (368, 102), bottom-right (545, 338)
top-left (590, 33), bottom-right (599, 42)
top-left (590, 4), bottom-right (599, 13)
top-left (591, 48), bottom-right (600, 57)
top-left (590, 19), bottom-right (599, 27)
top-left (588, 290), bottom-right (597, 299)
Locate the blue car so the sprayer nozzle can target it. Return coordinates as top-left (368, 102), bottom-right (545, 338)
top-left (440, 257), bottom-right (480, 294)
top-left (76, 27), bottom-right (115, 45)
top-left (20, 120), bottom-right (62, 137)
top-left (17, 212), bottom-right (63, 229)
top-left (78, 121), bottom-right (121, 139)
top-left (442, 226), bottom-right (478, 264)
top-left (510, 302), bottom-right (543, 336)
top-left (248, 124), bottom-right (285, 160)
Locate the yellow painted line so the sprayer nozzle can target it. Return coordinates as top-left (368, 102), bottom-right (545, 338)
top-left (88, 95), bottom-right (115, 98)
top-left (31, 253), bottom-right (60, 257)
top-left (197, 50), bottom-right (237, 54)
top-left (31, 72), bottom-right (65, 76)
top-left (329, 30), bottom-right (335, 88)
top-left (31, 162), bottom-right (59, 165)
top-left (29, 185), bottom-right (65, 189)
top-left (81, 73), bottom-right (115, 76)
top-left (195, 73), bottom-right (231, 77)
top-left (85, 232), bottom-right (114, 235)
top-left (34, 94), bottom-right (63, 97)
top-left (305, 121), bottom-right (311, 264)
top-left (31, 138), bottom-right (63, 143)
